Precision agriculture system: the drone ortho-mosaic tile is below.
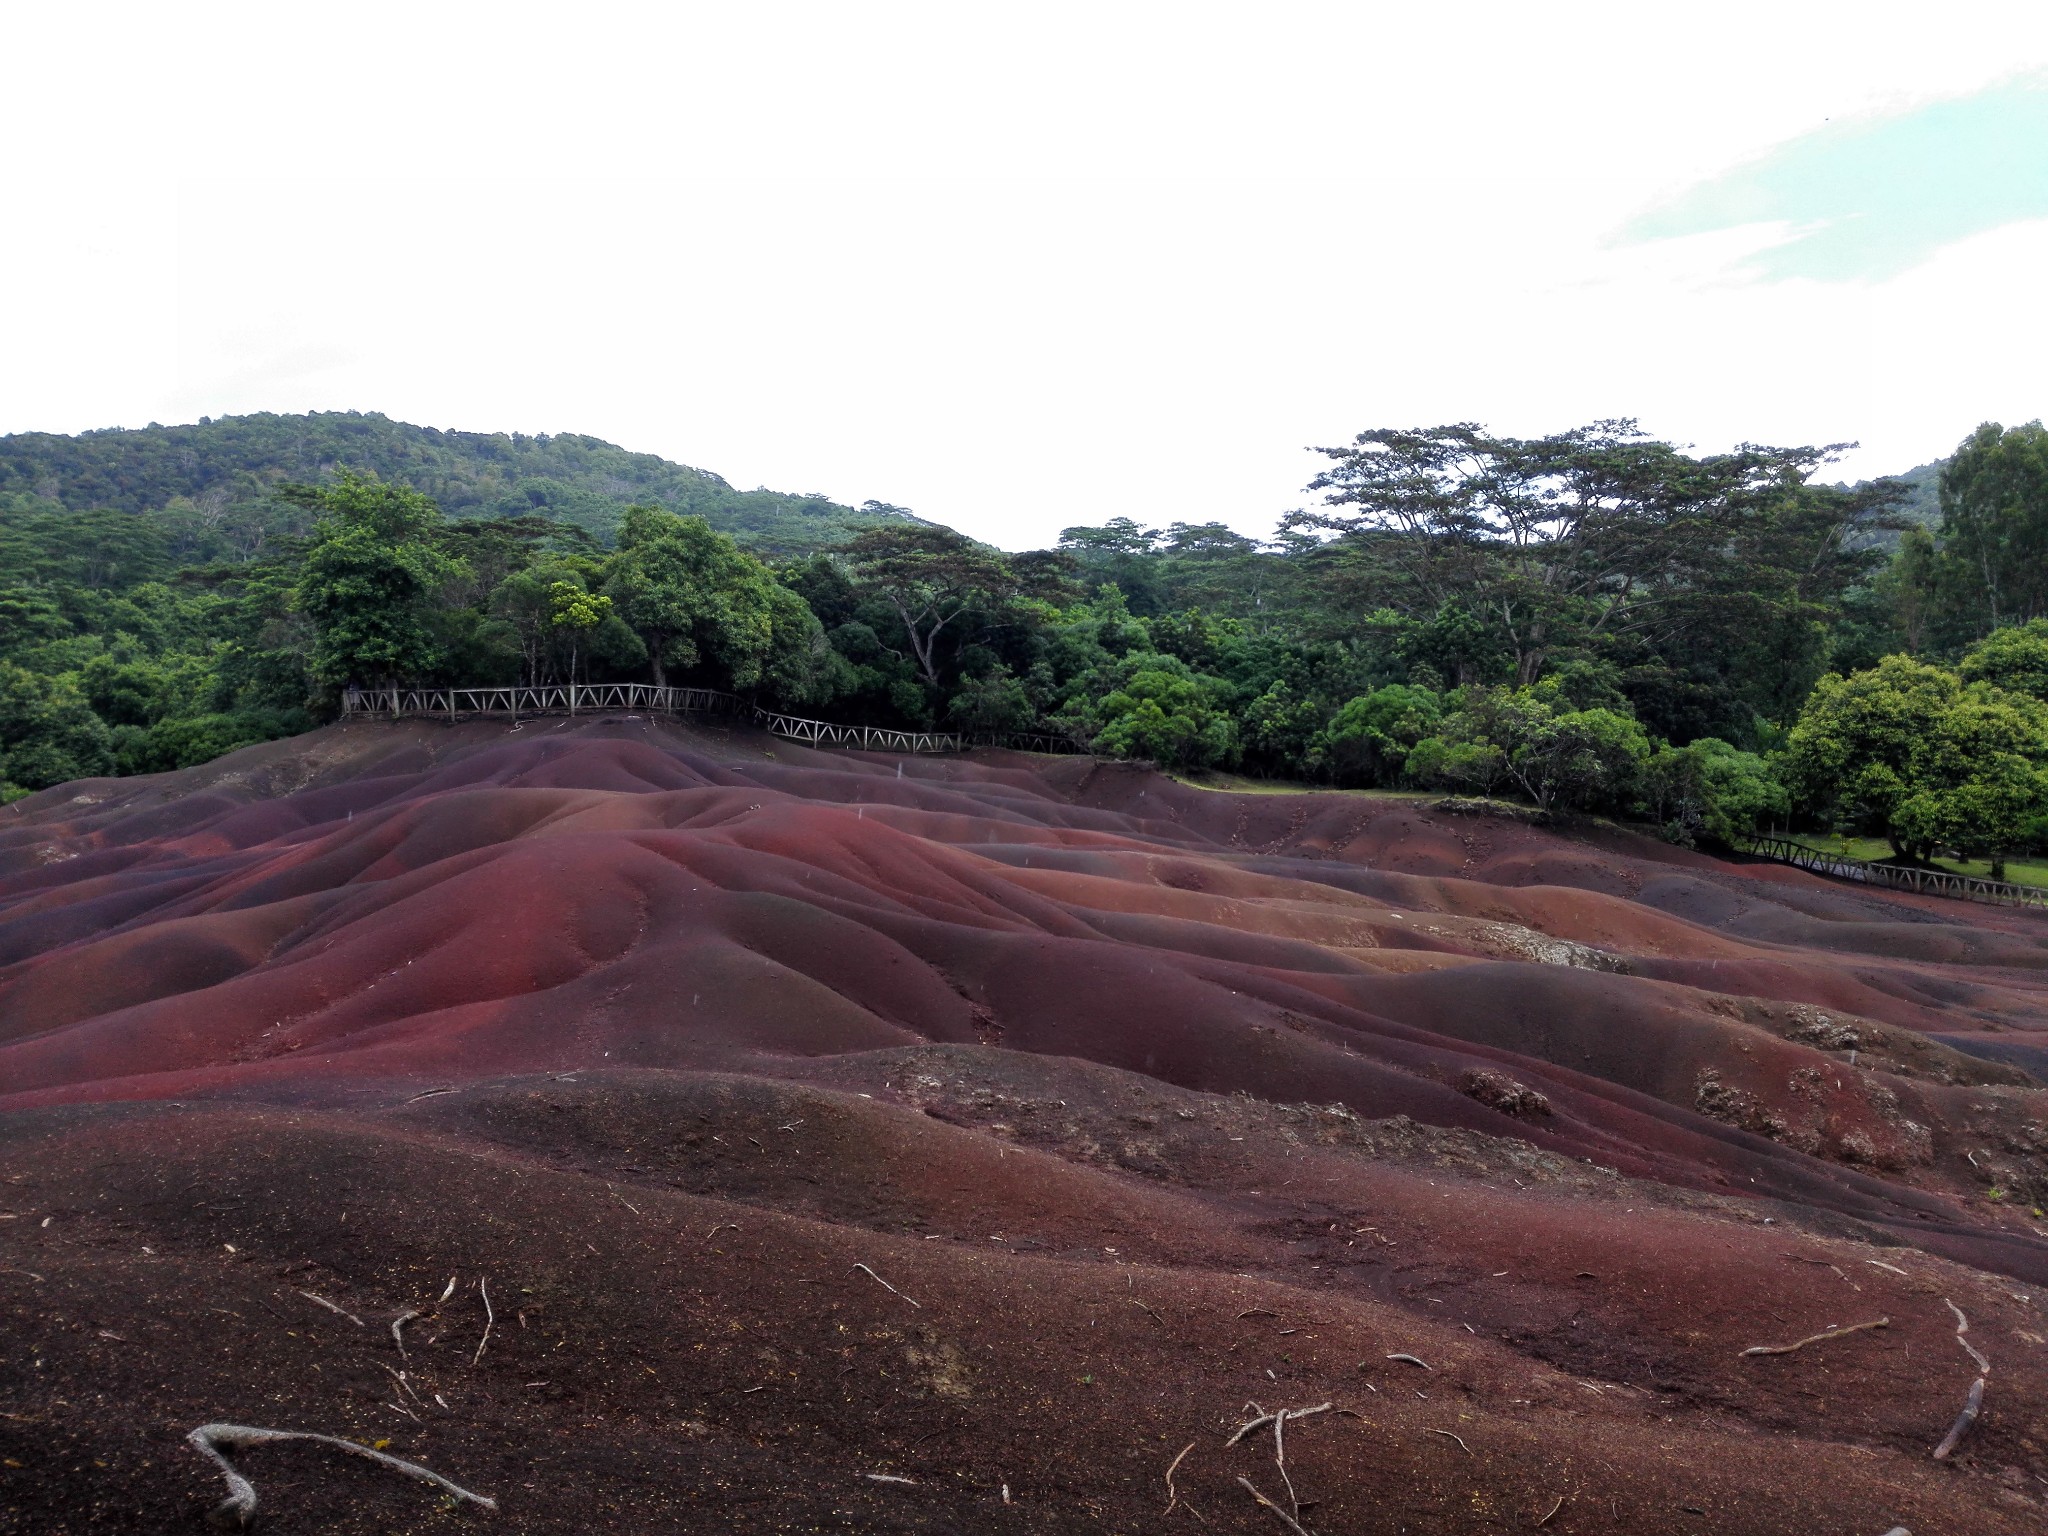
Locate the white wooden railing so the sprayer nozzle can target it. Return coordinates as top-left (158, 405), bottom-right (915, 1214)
top-left (338, 682), bottom-right (1079, 757)
top-left (1738, 834), bottom-right (2048, 911)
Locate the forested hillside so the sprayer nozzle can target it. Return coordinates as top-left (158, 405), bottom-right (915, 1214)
top-left (0, 411), bottom-right (914, 553)
top-left (6, 411), bottom-right (2048, 879)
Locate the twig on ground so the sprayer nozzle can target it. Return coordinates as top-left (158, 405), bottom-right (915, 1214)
top-left (1426, 1428), bottom-right (1471, 1453)
top-left (1228, 1411), bottom-right (1279, 1447)
top-left (1741, 1317), bottom-right (1889, 1356)
top-left (1236, 1477), bottom-right (1314, 1536)
top-left (610, 1189), bottom-right (642, 1216)
top-left (0, 1269), bottom-right (44, 1282)
top-left (297, 1291), bottom-right (364, 1328)
top-left (185, 1422), bottom-right (497, 1529)
top-left (1386, 1353), bottom-right (1430, 1370)
top-left (438, 1276), bottom-right (457, 1304)
top-left (1237, 1309), bottom-right (1279, 1320)
top-left (1866, 1260), bottom-right (1910, 1277)
top-left (404, 1087), bottom-right (456, 1104)
top-left (1945, 1299), bottom-right (1991, 1373)
top-left (1164, 1440), bottom-right (1196, 1515)
top-left (382, 1364), bottom-right (424, 1406)
top-left (472, 1277), bottom-right (494, 1368)
top-left (1933, 1376), bottom-right (1985, 1461)
top-left (390, 1309), bottom-right (420, 1361)
top-left (1132, 1300), bottom-right (1164, 1323)
top-left (853, 1263), bottom-right (919, 1307)
top-left (1273, 1401), bottom-right (1296, 1517)
top-left (1536, 1493), bottom-right (1565, 1527)
top-left (703, 1223), bottom-right (739, 1243)
top-left (865, 1473), bottom-right (916, 1485)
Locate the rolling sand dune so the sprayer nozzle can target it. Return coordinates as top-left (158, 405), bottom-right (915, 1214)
top-left (3, 716), bottom-right (2047, 1532)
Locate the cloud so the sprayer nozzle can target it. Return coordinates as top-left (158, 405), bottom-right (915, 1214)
top-left (1617, 72), bottom-right (2048, 281)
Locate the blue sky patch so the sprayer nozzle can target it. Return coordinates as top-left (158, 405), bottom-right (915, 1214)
top-left (1619, 73), bottom-right (2048, 281)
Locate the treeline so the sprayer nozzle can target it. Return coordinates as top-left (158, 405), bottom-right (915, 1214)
top-left (5, 413), bottom-right (2048, 874)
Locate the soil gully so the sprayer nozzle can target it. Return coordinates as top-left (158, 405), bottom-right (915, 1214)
top-left (2, 718), bottom-right (2046, 1532)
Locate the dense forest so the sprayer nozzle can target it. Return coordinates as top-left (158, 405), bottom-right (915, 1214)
top-left (5, 411), bottom-right (2048, 874)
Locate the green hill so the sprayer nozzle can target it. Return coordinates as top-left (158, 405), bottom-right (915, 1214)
top-left (0, 411), bottom-right (915, 553)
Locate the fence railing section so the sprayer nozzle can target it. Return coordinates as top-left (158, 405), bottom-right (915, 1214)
top-left (338, 683), bottom-right (1081, 757)
top-left (1737, 833), bottom-right (2048, 911)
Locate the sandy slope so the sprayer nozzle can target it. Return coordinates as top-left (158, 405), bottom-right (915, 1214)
top-left (2, 717), bottom-right (2045, 1532)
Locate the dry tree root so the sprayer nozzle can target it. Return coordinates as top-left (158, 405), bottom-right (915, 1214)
top-left (1163, 1440), bottom-right (1196, 1515)
top-left (1740, 1317), bottom-right (1889, 1357)
top-left (1932, 1377), bottom-right (1985, 1462)
top-left (185, 1423), bottom-right (497, 1530)
top-left (1237, 1476), bottom-right (1314, 1536)
top-left (1944, 1299), bottom-right (1991, 1373)
top-left (471, 1277), bottom-right (494, 1368)
top-left (852, 1262), bottom-right (920, 1308)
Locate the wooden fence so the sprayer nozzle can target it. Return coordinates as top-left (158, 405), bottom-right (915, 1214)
top-left (339, 683), bottom-right (1080, 757)
top-left (1737, 833), bottom-right (2048, 911)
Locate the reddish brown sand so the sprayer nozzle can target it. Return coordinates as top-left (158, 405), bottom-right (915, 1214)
top-left (3, 717), bottom-right (2047, 1532)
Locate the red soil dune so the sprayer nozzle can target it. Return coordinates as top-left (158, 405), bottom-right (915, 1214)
top-left (3, 717), bottom-right (2047, 1532)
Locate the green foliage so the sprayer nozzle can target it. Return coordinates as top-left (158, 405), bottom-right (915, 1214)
top-left (1785, 653), bottom-right (2048, 870)
top-left (291, 470), bottom-right (463, 688)
top-left (1940, 421), bottom-right (2048, 631)
top-left (1086, 662), bottom-right (1238, 770)
top-left (0, 411), bottom-right (918, 553)
top-left (1958, 619), bottom-right (2048, 701)
top-left (0, 662), bottom-right (114, 793)
top-left (1644, 738), bottom-right (1787, 845)
top-left (1322, 685), bottom-right (1443, 786)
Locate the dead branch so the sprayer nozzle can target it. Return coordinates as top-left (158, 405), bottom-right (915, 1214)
top-left (185, 1422), bottom-right (496, 1529)
top-left (1227, 1411), bottom-right (1279, 1447)
top-left (1273, 1401), bottom-right (1296, 1518)
top-left (1741, 1317), bottom-right (1889, 1357)
top-left (853, 1263), bottom-right (920, 1308)
top-left (1164, 1440), bottom-right (1196, 1515)
top-left (297, 1291), bottom-right (364, 1328)
top-left (471, 1277), bottom-right (494, 1368)
top-left (1426, 1428), bottom-right (1471, 1453)
top-left (390, 1309), bottom-right (420, 1361)
top-left (1536, 1493), bottom-right (1566, 1527)
top-left (1236, 1477), bottom-right (1314, 1536)
top-left (1932, 1376), bottom-right (1985, 1462)
top-left (1945, 1299), bottom-right (1991, 1373)
top-left (1386, 1353), bottom-right (1431, 1370)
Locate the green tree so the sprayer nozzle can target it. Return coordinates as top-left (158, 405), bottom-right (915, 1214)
top-left (1785, 654), bottom-right (2048, 870)
top-left (0, 662), bottom-right (115, 793)
top-left (547, 581), bottom-right (612, 685)
top-left (843, 523), bottom-right (1017, 690)
top-left (1644, 738), bottom-right (1787, 845)
top-left (1958, 619), bottom-right (2048, 701)
top-left (1940, 421), bottom-right (2048, 630)
top-left (605, 505), bottom-right (809, 694)
top-left (288, 470), bottom-right (462, 688)
top-left (1322, 684), bottom-right (1443, 786)
top-left (1088, 664), bottom-right (1238, 770)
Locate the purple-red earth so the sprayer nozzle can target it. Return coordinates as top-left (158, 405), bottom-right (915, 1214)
top-left (3, 717), bottom-right (2045, 1532)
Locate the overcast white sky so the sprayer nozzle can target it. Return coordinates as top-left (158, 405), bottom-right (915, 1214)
top-left (6, 3), bottom-right (2047, 548)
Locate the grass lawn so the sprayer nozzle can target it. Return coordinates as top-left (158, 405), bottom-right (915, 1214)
top-left (1785, 832), bottom-right (2048, 890)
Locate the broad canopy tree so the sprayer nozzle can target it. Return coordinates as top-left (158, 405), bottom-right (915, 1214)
top-left (841, 522), bottom-right (1018, 690)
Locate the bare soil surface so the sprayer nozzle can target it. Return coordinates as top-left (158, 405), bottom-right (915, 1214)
top-left (3, 717), bottom-right (2047, 1533)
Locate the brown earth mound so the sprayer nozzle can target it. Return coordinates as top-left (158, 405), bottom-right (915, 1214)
top-left (3, 717), bottom-right (2047, 1532)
